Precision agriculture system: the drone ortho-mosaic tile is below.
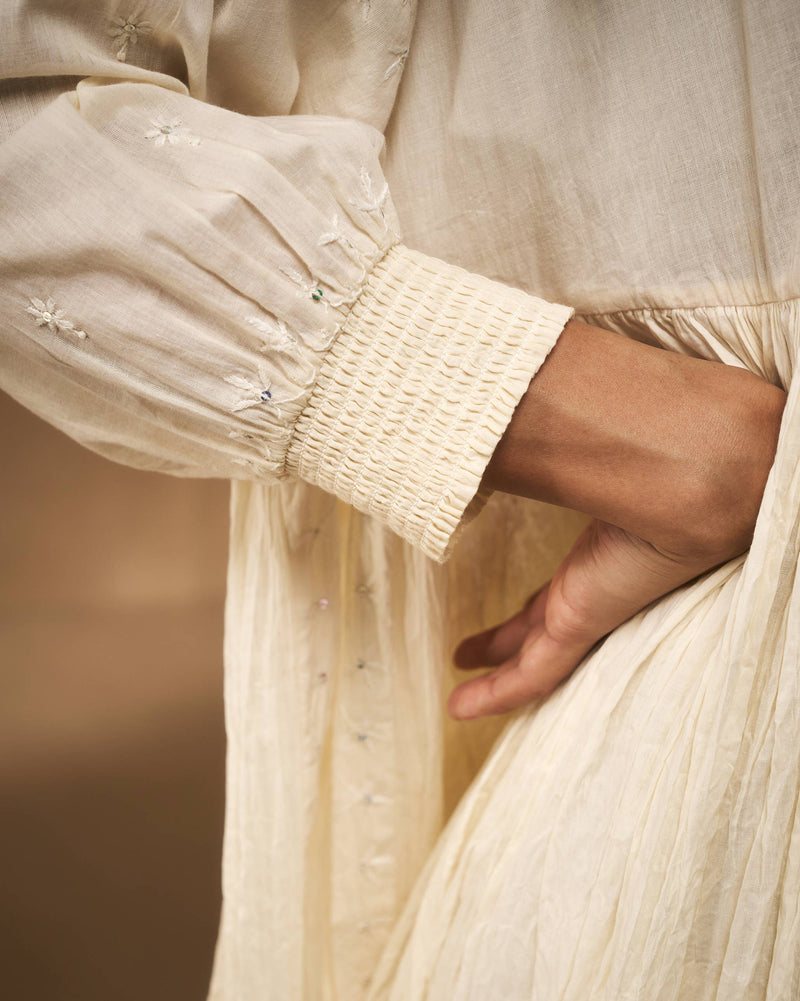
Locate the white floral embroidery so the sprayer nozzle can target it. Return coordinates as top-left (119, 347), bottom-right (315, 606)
top-left (144, 119), bottom-right (200, 147)
top-left (26, 298), bottom-right (87, 339)
top-left (383, 47), bottom-right (409, 81)
top-left (108, 11), bottom-right (153, 62)
top-left (247, 316), bottom-right (299, 351)
top-left (341, 705), bottom-right (392, 747)
top-left (318, 214), bottom-right (369, 282)
top-left (280, 267), bottom-right (323, 297)
top-left (225, 360), bottom-right (278, 413)
top-left (359, 0), bottom-right (372, 22)
top-left (319, 213), bottom-right (360, 257)
top-left (349, 167), bottom-right (389, 224)
top-left (339, 782), bottom-right (394, 813)
top-left (279, 267), bottom-right (357, 310)
top-left (356, 786), bottom-right (393, 807)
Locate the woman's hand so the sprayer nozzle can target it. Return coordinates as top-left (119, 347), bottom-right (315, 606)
top-left (449, 518), bottom-right (736, 720)
top-left (480, 319), bottom-right (787, 564)
top-left (448, 318), bottom-right (786, 721)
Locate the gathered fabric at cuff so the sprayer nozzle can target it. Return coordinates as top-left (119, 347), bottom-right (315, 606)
top-left (285, 243), bottom-right (574, 563)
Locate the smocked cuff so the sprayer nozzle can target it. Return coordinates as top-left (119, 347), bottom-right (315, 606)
top-left (285, 244), bottom-right (574, 563)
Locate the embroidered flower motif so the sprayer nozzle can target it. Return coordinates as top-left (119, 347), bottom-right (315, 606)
top-left (339, 782), bottom-right (394, 812)
top-left (279, 267), bottom-right (330, 303)
top-left (279, 268), bottom-right (356, 312)
top-left (349, 167), bottom-right (389, 224)
top-left (247, 316), bottom-right (320, 388)
top-left (225, 360), bottom-right (277, 413)
top-left (108, 11), bottom-right (153, 62)
top-left (26, 297), bottom-right (87, 339)
top-left (144, 118), bottom-right (200, 147)
top-left (360, 788), bottom-right (393, 807)
top-left (341, 705), bottom-right (392, 747)
top-left (359, 0), bottom-right (372, 21)
top-left (319, 214), bottom-right (358, 255)
top-left (318, 214), bottom-right (369, 281)
top-left (383, 47), bottom-right (409, 82)
top-left (247, 316), bottom-right (299, 351)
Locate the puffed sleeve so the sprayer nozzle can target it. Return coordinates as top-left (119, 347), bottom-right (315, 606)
top-left (0, 76), bottom-right (573, 563)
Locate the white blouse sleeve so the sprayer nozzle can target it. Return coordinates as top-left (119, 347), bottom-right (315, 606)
top-left (0, 77), bottom-right (573, 563)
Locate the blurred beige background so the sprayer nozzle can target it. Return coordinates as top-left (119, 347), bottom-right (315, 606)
top-left (0, 389), bottom-right (230, 1000)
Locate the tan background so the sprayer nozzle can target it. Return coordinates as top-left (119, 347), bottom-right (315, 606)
top-left (0, 389), bottom-right (230, 1000)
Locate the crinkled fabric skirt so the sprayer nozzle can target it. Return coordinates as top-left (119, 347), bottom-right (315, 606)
top-left (209, 300), bottom-right (799, 1001)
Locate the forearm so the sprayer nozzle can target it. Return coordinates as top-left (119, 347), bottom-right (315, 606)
top-left (482, 319), bottom-right (786, 559)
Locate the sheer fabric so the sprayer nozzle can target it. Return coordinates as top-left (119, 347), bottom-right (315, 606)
top-left (1, 3), bottom-right (798, 999)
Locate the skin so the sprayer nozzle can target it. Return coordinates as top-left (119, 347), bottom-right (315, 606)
top-left (448, 318), bottom-right (787, 721)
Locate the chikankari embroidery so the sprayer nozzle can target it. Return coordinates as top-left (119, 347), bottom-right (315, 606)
top-left (108, 11), bottom-right (153, 62)
top-left (225, 361), bottom-right (278, 413)
top-left (349, 167), bottom-right (389, 225)
top-left (360, 789), bottom-right (393, 807)
top-left (319, 214), bottom-right (359, 255)
top-left (280, 267), bottom-right (323, 299)
top-left (26, 298), bottom-right (87, 339)
top-left (248, 316), bottom-right (299, 352)
top-left (343, 712), bottom-right (391, 747)
top-left (144, 119), bottom-right (200, 147)
top-left (383, 47), bottom-right (409, 81)
top-left (280, 267), bottom-right (357, 310)
top-left (319, 214), bottom-right (369, 281)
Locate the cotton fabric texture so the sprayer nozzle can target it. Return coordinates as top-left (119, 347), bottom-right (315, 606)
top-left (1, 2), bottom-right (798, 999)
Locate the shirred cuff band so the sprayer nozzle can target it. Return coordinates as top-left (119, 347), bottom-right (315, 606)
top-left (285, 243), bottom-right (574, 563)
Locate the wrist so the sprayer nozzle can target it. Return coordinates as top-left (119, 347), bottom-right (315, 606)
top-left (481, 319), bottom-right (786, 561)
top-left (689, 366), bottom-right (785, 561)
